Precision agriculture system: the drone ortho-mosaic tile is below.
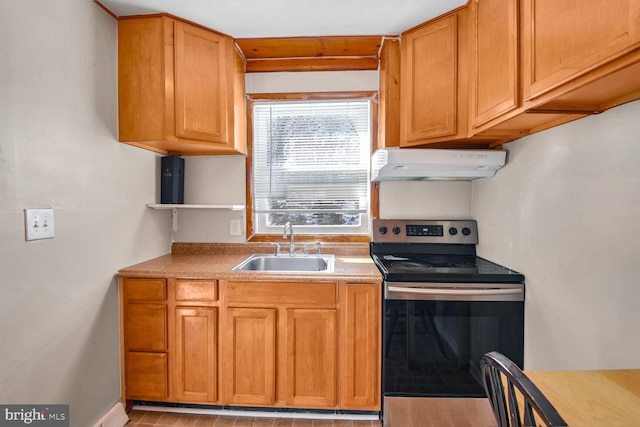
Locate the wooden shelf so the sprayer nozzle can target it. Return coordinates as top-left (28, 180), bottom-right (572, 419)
top-left (147, 204), bottom-right (246, 232)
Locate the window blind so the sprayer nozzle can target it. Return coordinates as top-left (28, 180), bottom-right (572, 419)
top-left (252, 99), bottom-right (371, 227)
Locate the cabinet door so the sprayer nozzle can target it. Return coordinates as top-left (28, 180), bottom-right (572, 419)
top-left (125, 352), bottom-right (169, 400)
top-left (470, 0), bottom-right (519, 129)
top-left (379, 38), bottom-right (401, 148)
top-left (341, 283), bottom-right (380, 409)
top-left (118, 17), bottom-right (166, 143)
top-left (522, 0), bottom-right (640, 100)
top-left (174, 307), bottom-right (217, 403)
top-left (401, 14), bottom-right (458, 142)
top-left (174, 21), bottom-right (230, 144)
top-left (284, 309), bottom-right (337, 408)
top-left (223, 308), bottom-right (276, 406)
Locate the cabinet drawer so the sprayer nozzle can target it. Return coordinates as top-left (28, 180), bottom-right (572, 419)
top-left (175, 280), bottom-right (217, 303)
top-left (123, 278), bottom-right (166, 301)
top-left (125, 304), bottom-right (167, 351)
top-left (226, 281), bottom-right (337, 307)
top-left (125, 351), bottom-right (168, 400)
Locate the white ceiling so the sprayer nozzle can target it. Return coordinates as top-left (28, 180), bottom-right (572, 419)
top-left (99, 0), bottom-right (466, 38)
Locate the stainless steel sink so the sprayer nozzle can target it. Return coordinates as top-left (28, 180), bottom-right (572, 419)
top-left (230, 254), bottom-right (335, 273)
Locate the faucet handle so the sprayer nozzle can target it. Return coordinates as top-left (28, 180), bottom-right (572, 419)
top-left (270, 242), bottom-right (281, 255)
top-left (315, 241), bottom-right (322, 255)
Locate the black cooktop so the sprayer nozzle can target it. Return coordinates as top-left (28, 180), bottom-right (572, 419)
top-left (370, 220), bottom-right (525, 284)
top-left (371, 253), bottom-right (524, 284)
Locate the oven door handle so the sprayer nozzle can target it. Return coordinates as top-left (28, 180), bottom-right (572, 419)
top-left (386, 285), bottom-right (524, 301)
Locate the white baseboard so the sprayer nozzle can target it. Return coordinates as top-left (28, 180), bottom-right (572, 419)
top-left (134, 404), bottom-right (379, 421)
top-left (93, 402), bottom-right (129, 427)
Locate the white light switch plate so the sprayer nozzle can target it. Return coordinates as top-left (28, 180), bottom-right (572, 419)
top-left (25, 208), bottom-right (55, 241)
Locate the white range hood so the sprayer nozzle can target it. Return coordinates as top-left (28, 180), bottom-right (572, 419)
top-left (371, 148), bottom-right (507, 181)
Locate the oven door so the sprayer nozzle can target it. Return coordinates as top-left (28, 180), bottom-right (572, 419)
top-left (383, 281), bottom-right (524, 399)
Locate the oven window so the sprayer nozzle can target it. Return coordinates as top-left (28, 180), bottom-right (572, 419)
top-left (383, 299), bottom-right (524, 397)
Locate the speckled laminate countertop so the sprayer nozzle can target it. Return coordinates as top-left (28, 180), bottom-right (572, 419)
top-left (116, 242), bottom-right (382, 283)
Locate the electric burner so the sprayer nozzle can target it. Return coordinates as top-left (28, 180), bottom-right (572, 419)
top-left (389, 261), bottom-right (433, 270)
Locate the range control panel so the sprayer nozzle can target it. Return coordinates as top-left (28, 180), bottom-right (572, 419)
top-left (372, 219), bottom-right (478, 244)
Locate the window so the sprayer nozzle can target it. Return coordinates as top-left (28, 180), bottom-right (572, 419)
top-left (251, 98), bottom-right (372, 236)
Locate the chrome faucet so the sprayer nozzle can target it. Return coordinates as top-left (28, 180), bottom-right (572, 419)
top-left (283, 221), bottom-right (295, 256)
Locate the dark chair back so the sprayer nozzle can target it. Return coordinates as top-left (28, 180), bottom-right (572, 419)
top-left (480, 351), bottom-right (568, 427)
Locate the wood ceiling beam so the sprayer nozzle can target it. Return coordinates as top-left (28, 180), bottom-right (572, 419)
top-left (245, 57), bottom-right (379, 72)
top-left (236, 35), bottom-right (386, 72)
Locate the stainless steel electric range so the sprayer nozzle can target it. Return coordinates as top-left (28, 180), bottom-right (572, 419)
top-left (370, 219), bottom-right (525, 427)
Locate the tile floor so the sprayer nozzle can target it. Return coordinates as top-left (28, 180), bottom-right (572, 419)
top-left (126, 410), bottom-right (382, 427)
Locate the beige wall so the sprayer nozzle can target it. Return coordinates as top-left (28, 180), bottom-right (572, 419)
top-left (0, 2), bottom-right (171, 425)
top-left (172, 156), bottom-right (247, 242)
top-left (379, 181), bottom-right (472, 219)
top-left (472, 100), bottom-right (640, 370)
top-left (245, 70), bottom-right (380, 94)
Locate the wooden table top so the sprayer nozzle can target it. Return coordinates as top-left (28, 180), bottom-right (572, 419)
top-left (523, 369), bottom-right (640, 427)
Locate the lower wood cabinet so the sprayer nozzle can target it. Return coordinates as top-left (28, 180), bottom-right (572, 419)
top-left (340, 283), bottom-right (380, 409)
top-left (221, 281), bottom-right (338, 409)
top-left (125, 352), bottom-right (169, 400)
top-left (120, 277), bottom-right (380, 411)
top-left (121, 278), bottom-right (219, 404)
top-left (223, 307), bottom-right (277, 406)
top-left (222, 306), bottom-right (340, 408)
top-left (174, 307), bottom-right (217, 402)
top-left (285, 308), bottom-right (337, 408)
top-left (122, 279), bottom-right (170, 402)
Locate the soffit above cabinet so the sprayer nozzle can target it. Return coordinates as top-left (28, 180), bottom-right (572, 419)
top-left (235, 36), bottom-right (384, 72)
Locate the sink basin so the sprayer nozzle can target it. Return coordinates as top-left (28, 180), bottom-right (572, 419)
top-left (230, 254), bottom-right (335, 273)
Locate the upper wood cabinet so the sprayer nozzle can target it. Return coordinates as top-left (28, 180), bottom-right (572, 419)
top-left (400, 11), bottom-right (469, 145)
top-left (469, 0), bottom-right (519, 130)
top-left (474, 0), bottom-right (640, 144)
top-left (387, 0), bottom-right (640, 147)
top-left (378, 38), bottom-right (401, 148)
top-left (118, 15), bottom-right (246, 156)
top-left (522, 0), bottom-right (640, 102)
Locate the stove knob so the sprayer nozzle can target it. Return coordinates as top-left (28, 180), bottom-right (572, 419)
top-left (392, 226), bottom-right (401, 235)
top-left (378, 226), bottom-right (388, 235)
top-left (449, 227), bottom-right (458, 236)
top-left (462, 227), bottom-right (471, 236)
